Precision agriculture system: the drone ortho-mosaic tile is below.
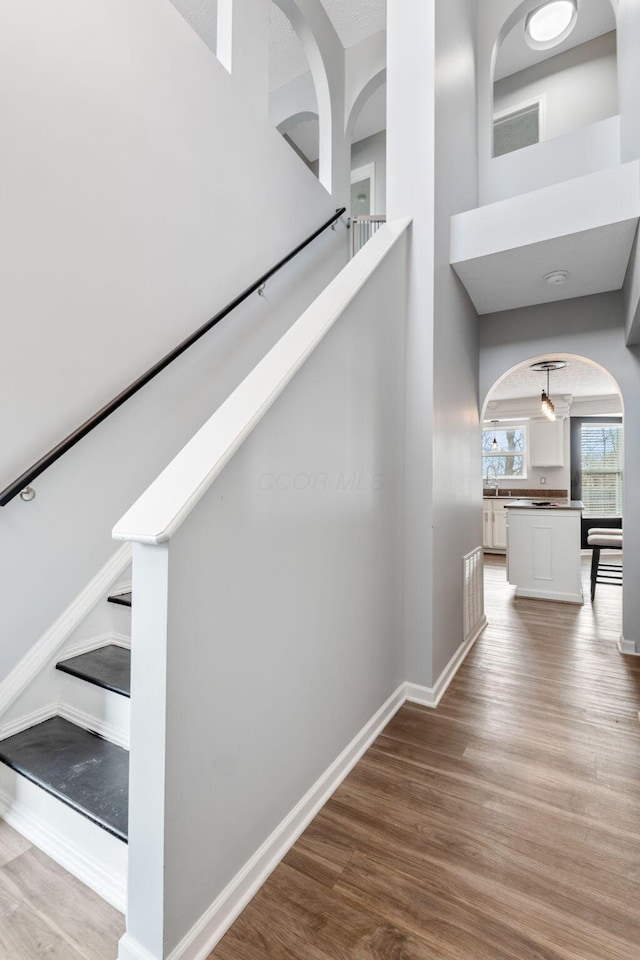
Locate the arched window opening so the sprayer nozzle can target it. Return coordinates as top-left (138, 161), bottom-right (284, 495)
top-left (492, 0), bottom-right (618, 157)
top-left (269, 4), bottom-right (320, 179)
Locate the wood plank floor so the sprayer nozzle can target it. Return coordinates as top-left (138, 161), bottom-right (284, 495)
top-left (211, 555), bottom-right (640, 960)
top-left (0, 556), bottom-right (638, 959)
top-left (0, 819), bottom-right (124, 959)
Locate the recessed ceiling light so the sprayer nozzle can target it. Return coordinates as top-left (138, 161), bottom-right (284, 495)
top-left (544, 270), bottom-right (569, 287)
top-left (525, 0), bottom-right (577, 51)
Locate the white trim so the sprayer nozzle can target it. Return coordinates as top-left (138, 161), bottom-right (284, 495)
top-left (0, 698), bottom-right (129, 750)
top-left (118, 615), bottom-right (486, 959)
top-left (110, 581), bottom-right (133, 597)
top-left (112, 220), bottom-right (412, 545)
top-left (0, 703), bottom-right (59, 741)
top-left (0, 545), bottom-right (132, 720)
top-left (58, 702), bottom-right (130, 751)
top-left (618, 636), bottom-right (640, 656)
top-left (405, 616), bottom-right (488, 709)
top-left (0, 776), bottom-right (126, 912)
top-left (62, 631), bottom-right (131, 661)
top-left (118, 936), bottom-right (159, 960)
top-left (350, 162), bottom-right (376, 215)
top-left (515, 587), bottom-right (583, 604)
top-left (156, 684), bottom-right (407, 960)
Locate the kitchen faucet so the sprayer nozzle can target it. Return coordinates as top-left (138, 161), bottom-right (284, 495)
top-left (486, 464), bottom-right (499, 496)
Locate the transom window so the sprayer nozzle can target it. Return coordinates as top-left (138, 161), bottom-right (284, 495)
top-left (482, 426), bottom-right (527, 479)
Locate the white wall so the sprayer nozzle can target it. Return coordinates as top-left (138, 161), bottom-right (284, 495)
top-left (480, 292), bottom-right (640, 652)
top-left (123, 234), bottom-right (407, 958)
top-left (388, 0), bottom-right (481, 688)
top-left (351, 131), bottom-right (387, 214)
top-left (431, 0), bottom-right (482, 682)
top-left (618, 0), bottom-right (640, 163)
top-left (494, 32), bottom-right (618, 144)
top-left (387, 0), bottom-right (436, 688)
top-left (624, 221), bottom-right (640, 345)
top-left (0, 0), bottom-right (348, 683)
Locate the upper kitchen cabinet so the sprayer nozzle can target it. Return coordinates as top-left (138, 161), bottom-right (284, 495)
top-left (530, 418), bottom-right (565, 467)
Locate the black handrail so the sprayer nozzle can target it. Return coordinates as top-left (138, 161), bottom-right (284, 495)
top-left (1, 207), bottom-right (346, 506)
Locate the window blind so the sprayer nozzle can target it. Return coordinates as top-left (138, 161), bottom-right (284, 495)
top-left (581, 423), bottom-right (623, 517)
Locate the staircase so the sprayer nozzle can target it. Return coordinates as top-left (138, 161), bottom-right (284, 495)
top-left (0, 585), bottom-right (132, 911)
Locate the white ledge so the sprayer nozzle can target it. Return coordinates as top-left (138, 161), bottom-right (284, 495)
top-left (112, 217), bottom-right (411, 545)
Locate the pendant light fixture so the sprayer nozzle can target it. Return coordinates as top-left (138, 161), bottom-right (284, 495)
top-left (530, 360), bottom-right (567, 421)
top-left (490, 420), bottom-right (499, 450)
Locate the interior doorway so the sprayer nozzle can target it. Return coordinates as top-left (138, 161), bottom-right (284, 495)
top-left (481, 353), bottom-right (624, 618)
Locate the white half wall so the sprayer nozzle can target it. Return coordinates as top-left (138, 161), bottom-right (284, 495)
top-left (0, 0), bottom-right (348, 683)
top-left (120, 230), bottom-right (408, 957)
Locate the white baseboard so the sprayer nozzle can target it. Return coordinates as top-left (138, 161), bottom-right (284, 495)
top-left (117, 935), bottom-right (158, 960)
top-left (0, 698), bottom-right (129, 751)
top-left (618, 636), bottom-right (640, 656)
top-left (58, 702), bottom-right (129, 751)
top-left (117, 618), bottom-right (490, 959)
top-left (515, 587), bottom-right (583, 604)
top-left (119, 622), bottom-right (489, 960)
top-left (0, 703), bottom-right (59, 741)
top-left (405, 616), bottom-right (487, 709)
top-left (117, 684), bottom-right (406, 960)
top-left (62, 631), bottom-right (131, 661)
top-left (0, 545), bottom-right (132, 720)
top-left (0, 768), bottom-right (126, 912)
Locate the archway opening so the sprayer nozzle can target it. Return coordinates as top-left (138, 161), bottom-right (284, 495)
top-left (491, 0), bottom-right (618, 158)
top-left (481, 353), bottom-right (624, 616)
top-left (268, 3), bottom-right (323, 179)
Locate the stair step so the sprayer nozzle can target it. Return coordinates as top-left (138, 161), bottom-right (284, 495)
top-left (0, 717), bottom-right (128, 841)
top-left (107, 590), bottom-right (132, 608)
top-left (57, 644), bottom-right (131, 698)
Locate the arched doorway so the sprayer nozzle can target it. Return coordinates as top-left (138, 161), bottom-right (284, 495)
top-left (481, 353), bottom-right (624, 625)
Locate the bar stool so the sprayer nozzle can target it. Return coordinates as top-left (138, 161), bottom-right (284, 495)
top-left (587, 528), bottom-right (623, 601)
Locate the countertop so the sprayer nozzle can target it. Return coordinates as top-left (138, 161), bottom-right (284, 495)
top-left (506, 500), bottom-right (584, 511)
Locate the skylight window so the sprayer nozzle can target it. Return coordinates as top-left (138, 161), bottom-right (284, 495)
top-left (525, 0), bottom-right (577, 50)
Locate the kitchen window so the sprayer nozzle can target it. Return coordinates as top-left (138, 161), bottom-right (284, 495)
top-left (576, 421), bottom-right (623, 517)
top-left (482, 425), bottom-right (527, 479)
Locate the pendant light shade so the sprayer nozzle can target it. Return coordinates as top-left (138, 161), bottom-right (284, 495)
top-left (531, 360), bottom-right (567, 421)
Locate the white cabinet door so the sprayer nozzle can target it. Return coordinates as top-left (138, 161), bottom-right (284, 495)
top-left (530, 419), bottom-right (564, 467)
top-left (483, 505), bottom-right (493, 547)
top-left (493, 503), bottom-right (508, 548)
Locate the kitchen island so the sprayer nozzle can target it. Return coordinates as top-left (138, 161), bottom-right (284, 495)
top-left (506, 500), bottom-right (584, 604)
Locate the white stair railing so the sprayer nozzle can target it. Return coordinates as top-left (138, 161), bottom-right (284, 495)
top-left (351, 215), bottom-right (387, 257)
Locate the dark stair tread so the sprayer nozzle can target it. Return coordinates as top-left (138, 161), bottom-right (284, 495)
top-left (107, 591), bottom-right (132, 608)
top-left (0, 717), bottom-right (128, 841)
top-left (57, 645), bottom-right (131, 698)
